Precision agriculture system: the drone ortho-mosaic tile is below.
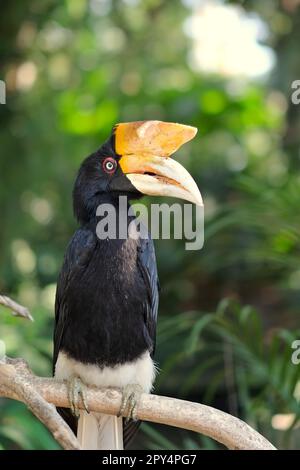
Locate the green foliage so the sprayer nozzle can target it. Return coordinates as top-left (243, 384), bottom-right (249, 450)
top-left (0, 401), bottom-right (59, 450)
top-left (145, 300), bottom-right (300, 450)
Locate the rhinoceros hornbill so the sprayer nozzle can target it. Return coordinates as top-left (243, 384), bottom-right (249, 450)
top-left (53, 121), bottom-right (203, 449)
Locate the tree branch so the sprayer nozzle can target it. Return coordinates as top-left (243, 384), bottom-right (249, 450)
top-left (0, 357), bottom-right (79, 450)
top-left (0, 357), bottom-right (276, 450)
top-left (0, 295), bottom-right (33, 321)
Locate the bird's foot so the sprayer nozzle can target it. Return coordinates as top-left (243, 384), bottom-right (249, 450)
top-left (118, 384), bottom-right (143, 422)
top-left (67, 376), bottom-right (89, 418)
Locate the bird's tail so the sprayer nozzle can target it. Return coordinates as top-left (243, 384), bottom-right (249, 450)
top-left (78, 412), bottom-right (123, 450)
top-left (57, 406), bottom-right (141, 449)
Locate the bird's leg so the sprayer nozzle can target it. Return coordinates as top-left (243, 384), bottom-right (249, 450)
top-left (67, 376), bottom-right (89, 418)
top-left (118, 384), bottom-right (143, 422)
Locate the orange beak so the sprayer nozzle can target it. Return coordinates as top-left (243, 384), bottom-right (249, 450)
top-left (114, 120), bottom-right (203, 206)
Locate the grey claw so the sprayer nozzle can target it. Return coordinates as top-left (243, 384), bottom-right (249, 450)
top-left (119, 384), bottom-right (143, 421)
top-left (67, 376), bottom-right (88, 417)
top-left (80, 386), bottom-right (89, 414)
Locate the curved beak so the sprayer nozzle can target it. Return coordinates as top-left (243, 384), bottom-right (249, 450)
top-left (115, 121), bottom-right (203, 206)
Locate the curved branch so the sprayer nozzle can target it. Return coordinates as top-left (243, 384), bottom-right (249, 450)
top-left (0, 358), bottom-right (79, 450)
top-left (0, 357), bottom-right (275, 450)
top-left (0, 295), bottom-right (33, 321)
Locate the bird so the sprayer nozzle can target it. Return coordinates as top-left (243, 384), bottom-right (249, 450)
top-left (53, 120), bottom-right (203, 450)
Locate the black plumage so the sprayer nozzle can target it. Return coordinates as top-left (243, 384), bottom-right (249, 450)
top-left (53, 139), bottom-right (159, 448)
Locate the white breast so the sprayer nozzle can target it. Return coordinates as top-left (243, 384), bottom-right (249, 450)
top-left (55, 351), bottom-right (156, 393)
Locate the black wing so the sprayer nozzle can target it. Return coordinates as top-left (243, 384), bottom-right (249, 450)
top-left (53, 227), bottom-right (97, 371)
top-left (53, 227), bottom-right (96, 434)
top-left (137, 235), bottom-right (160, 357)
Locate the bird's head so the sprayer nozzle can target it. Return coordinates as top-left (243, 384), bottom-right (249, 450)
top-left (73, 120), bottom-right (202, 223)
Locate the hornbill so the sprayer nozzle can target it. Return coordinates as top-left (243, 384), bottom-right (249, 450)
top-left (53, 121), bottom-right (202, 449)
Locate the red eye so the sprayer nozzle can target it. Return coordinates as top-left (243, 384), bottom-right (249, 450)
top-left (103, 157), bottom-right (117, 174)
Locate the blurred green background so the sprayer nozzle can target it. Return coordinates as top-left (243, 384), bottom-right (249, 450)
top-left (1, 0), bottom-right (300, 450)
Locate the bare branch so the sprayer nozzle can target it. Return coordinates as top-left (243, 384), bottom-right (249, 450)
top-left (0, 295), bottom-right (34, 321)
top-left (0, 357), bottom-right (275, 450)
top-left (0, 357), bottom-right (79, 450)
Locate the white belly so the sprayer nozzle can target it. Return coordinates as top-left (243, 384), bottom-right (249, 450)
top-left (55, 351), bottom-right (156, 393)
